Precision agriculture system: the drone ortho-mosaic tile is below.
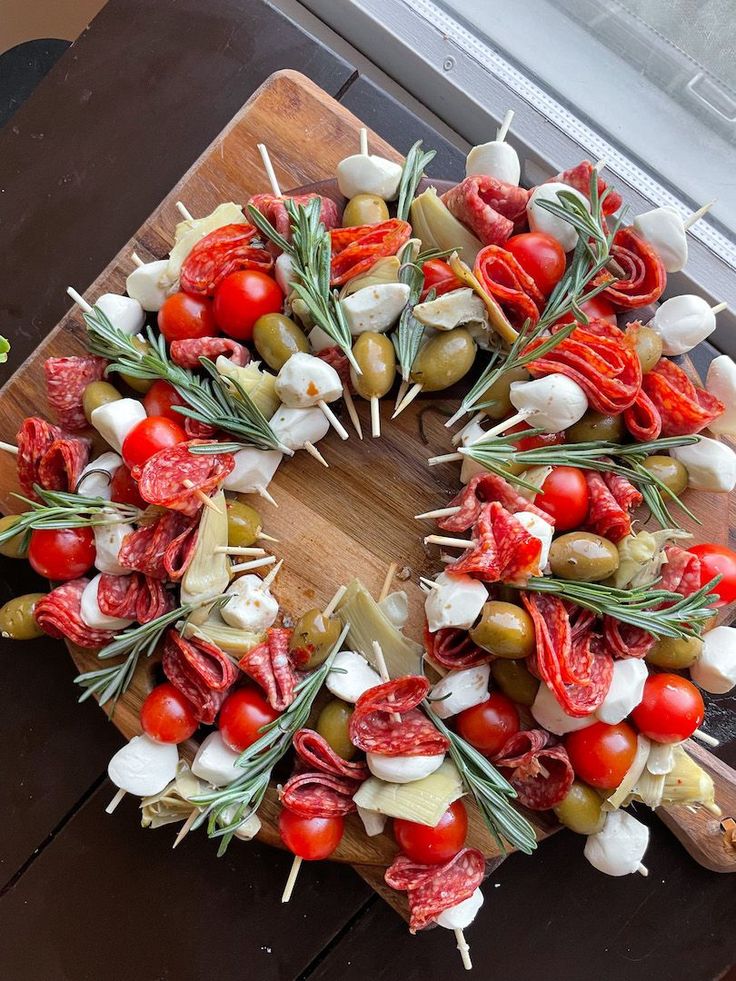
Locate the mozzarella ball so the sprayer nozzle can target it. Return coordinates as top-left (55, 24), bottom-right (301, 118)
top-left (466, 140), bottom-right (520, 184)
top-left (275, 352), bottom-right (342, 407)
top-left (649, 295), bottom-right (715, 356)
top-left (125, 259), bottom-right (175, 312)
top-left (509, 374), bottom-right (588, 432)
top-left (96, 293), bottom-right (145, 336)
top-left (435, 888), bottom-right (485, 930)
top-left (307, 325), bottom-right (336, 353)
top-left (430, 664), bottom-right (490, 720)
top-left (425, 572), bottom-right (488, 633)
top-left (94, 521), bottom-right (134, 575)
top-left (514, 511), bottom-right (554, 571)
top-left (527, 183), bottom-right (590, 252)
top-left (219, 804), bottom-right (262, 841)
top-left (670, 436), bottom-right (736, 493)
top-left (366, 752), bottom-right (445, 784)
top-left (596, 658), bottom-right (648, 725)
top-left (531, 682), bottom-right (596, 735)
top-left (326, 650), bottom-right (381, 703)
top-left (221, 574), bottom-right (278, 632)
top-left (108, 734), bottom-right (178, 796)
top-left (192, 731), bottom-right (242, 787)
top-left (80, 574), bottom-right (134, 630)
top-left (706, 355), bottom-right (736, 436)
top-left (337, 153), bottom-right (403, 201)
top-left (341, 283), bottom-right (410, 336)
top-left (633, 206), bottom-right (687, 273)
top-left (77, 452), bottom-right (123, 500)
top-left (584, 810), bottom-right (649, 877)
top-left (690, 625), bottom-right (736, 694)
top-left (379, 590), bottom-right (409, 630)
top-left (222, 447), bottom-right (283, 495)
top-left (90, 398), bottom-right (147, 453)
top-left (269, 405), bottom-right (329, 451)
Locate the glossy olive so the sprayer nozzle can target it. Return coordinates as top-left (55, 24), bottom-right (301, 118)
top-left (289, 608), bottom-right (343, 669)
top-left (548, 532), bottom-right (619, 582)
top-left (252, 313), bottom-right (309, 371)
top-left (120, 336), bottom-right (153, 393)
top-left (553, 780), bottom-right (605, 835)
top-left (566, 410), bottom-right (625, 444)
top-left (635, 325), bottom-right (663, 373)
top-left (351, 331), bottom-right (396, 399)
top-left (478, 366), bottom-right (529, 420)
top-left (82, 380), bottom-right (123, 424)
top-left (646, 634), bottom-right (703, 670)
top-left (0, 515), bottom-right (27, 559)
top-left (490, 659), bottom-right (539, 707)
top-left (641, 455), bottom-right (689, 496)
top-left (342, 193), bottom-right (390, 227)
top-left (470, 601), bottom-right (535, 659)
top-left (410, 328), bottom-right (476, 392)
top-left (0, 593), bottom-right (46, 640)
top-left (316, 698), bottom-right (356, 760)
top-left (226, 498), bottom-right (263, 548)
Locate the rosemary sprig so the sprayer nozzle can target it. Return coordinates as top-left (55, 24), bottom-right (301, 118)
top-left (392, 243), bottom-right (429, 381)
top-left (0, 487), bottom-right (142, 546)
top-left (396, 140), bottom-right (436, 222)
top-left (190, 621), bottom-right (351, 855)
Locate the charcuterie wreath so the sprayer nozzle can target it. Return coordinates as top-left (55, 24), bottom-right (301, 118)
top-left (2, 116), bottom-right (736, 970)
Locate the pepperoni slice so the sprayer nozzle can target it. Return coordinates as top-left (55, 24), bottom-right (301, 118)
top-left (385, 848), bottom-right (486, 934)
top-left (597, 227), bottom-right (666, 309)
top-left (238, 627), bottom-right (297, 712)
top-left (474, 245), bottom-right (545, 328)
top-left (441, 176), bottom-right (529, 244)
top-left (34, 579), bottom-right (115, 650)
top-left (135, 441), bottom-right (234, 517)
top-left (424, 624), bottom-right (491, 669)
top-left (492, 728), bottom-right (574, 810)
top-left (585, 468), bottom-right (642, 543)
top-left (249, 192), bottom-right (341, 244)
top-left (624, 389), bottom-right (662, 442)
top-left (349, 676), bottom-right (450, 758)
top-left (118, 511), bottom-right (198, 581)
top-left (448, 501), bottom-right (542, 583)
top-left (161, 628), bottom-right (237, 724)
top-left (439, 471), bottom-right (553, 533)
top-left (97, 572), bottom-right (173, 623)
top-left (169, 337), bottom-right (249, 369)
top-left (330, 219), bottom-right (412, 286)
top-left (44, 356), bottom-right (107, 431)
top-left (179, 224), bottom-right (273, 295)
top-left (546, 160), bottom-right (622, 216)
top-left (642, 358), bottom-right (724, 436)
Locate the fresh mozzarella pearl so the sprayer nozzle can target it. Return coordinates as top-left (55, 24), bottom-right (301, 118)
top-left (90, 398), bottom-right (147, 453)
top-left (222, 447), bottom-right (283, 495)
top-left (670, 436), bottom-right (736, 493)
top-left (93, 521), bottom-right (134, 575)
top-left (425, 572), bottom-right (488, 633)
top-left (435, 888), bottom-right (485, 930)
top-left (649, 295), bottom-right (715, 356)
top-left (307, 325), bottom-right (335, 353)
top-left (275, 253), bottom-right (295, 295)
top-left (531, 682), bottom-right (596, 735)
top-left (219, 804), bottom-right (262, 841)
top-left (596, 659), bottom-right (648, 725)
top-left (77, 452), bottom-right (123, 499)
top-left (108, 734), bottom-right (178, 796)
top-left (191, 731), bottom-right (242, 787)
top-left (275, 352), bottom-right (342, 407)
top-left (341, 283), bottom-right (410, 336)
top-left (221, 574), bottom-right (278, 632)
top-left (125, 259), bottom-right (175, 312)
top-left (356, 805), bottom-right (387, 837)
top-left (509, 374), bottom-right (588, 432)
top-left (269, 405), bottom-right (330, 451)
top-left (366, 752), bottom-right (445, 784)
top-left (326, 650), bottom-right (382, 703)
top-left (460, 417), bottom-right (488, 484)
top-left (337, 154), bottom-right (403, 201)
top-left (633, 206), bottom-right (688, 273)
top-left (378, 590), bottom-right (409, 630)
top-left (690, 625), bottom-right (736, 694)
top-left (80, 574), bottom-right (134, 630)
top-left (584, 810), bottom-right (649, 877)
top-left (466, 139), bottom-right (521, 184)
top-left (96, 293), bottom-right (146, 336)
top-left (514, 512), bottom-right (554, 571)
top-left (430, 664), bottom-right (490, 720)
top-left (527, 183), bottom-right (590, 252)
top-left (706, 355), bottom-right (736, 436)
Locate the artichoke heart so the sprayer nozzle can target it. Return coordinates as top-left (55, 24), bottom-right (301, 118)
top-left (141, 761), bottom-right (204, 829)
top-left (216, 357), bottom-right (280, 419)
top-left (180, 490), bottom-right (229, 609)
top-left (412, 288), bottom-right (488, 332)
top-left (167, 202), bottom-right (247, 280)
top-left (182, 616), bottom-right (265, 657)
top-left (353, 760), bottom-right (463, 827)
top-left (339, 256), bottom-right (401, 298)
top-left (336, 579), bottom-right (423, 679)
top-left (410, 188), bottom-right (483, 266)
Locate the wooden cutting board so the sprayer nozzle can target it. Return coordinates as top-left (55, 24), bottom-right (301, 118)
top-left (0, 71), bottom-right (733, 907)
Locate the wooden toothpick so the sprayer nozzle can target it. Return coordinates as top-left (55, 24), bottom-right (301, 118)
top-left (281, 855), bottom-right (303, 903)
top-left (323, 584), bottom-right (346, 618)
top-left (378, 562), bottom-right (398, 603)
top-left (455, 928), bottom-right (473, 970)
top-left (496, 109), bottom-right (514, 142)
top-left (693, 728), bottom-right (719, 748)
top-left (67, 285), bottom-right (93, 314)
top-left (257, 143), bottom-right (282, 198)
top-left (172, 808), bottom-right (199, 848)
top-left (372, 640), bottom-right (401, 723)
top-left (230, 555), bottom-right (276, 575)
top-left (342, 385), bottom-right (363, 439)
top-left (105, 788), bottom-right (126, 814)
top-left (683, 200), bottom-right (716, 229)
top-left (131, 251), bottom-right (144, 268)
top-left (424, 535), bottom-right (472, 549)
top-left (215, 545), bottom-right (266, 557)
top-left (392, 382), bottom-right (422, 419)
top-left (359, 127), bottom-right (369, 157)
top-left (0, 441), bottom-right (18, 456)
top-left (317, 399), bottom-right (349, 440)
top-left (304, 441), bottom-right (329, 467)
top-left (176, 201), bottom-right (194, 221)
top-left (415, 506), bottom-right (461, 521)
top-left (182, 479), bottom-right (223, 514)
top-left (261, 558), bottom-right (283, 590)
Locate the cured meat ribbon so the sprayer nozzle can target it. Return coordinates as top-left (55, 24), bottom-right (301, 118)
top-left (238, 627), bottom-right (297, 712)
top-left (161, 628), bottom-right (237, 724)
top-left (439, 471), bottom-right (552, 533)
top-left (17, 417), bottom-right (91, 499)
top-left (448, 502), bottom-right (543, 583)
top-left (642, 359), bottom-right (723, 436)
top-left (424, 624), bottom-right (491, 669)
top-left (491, 729), bottom-right (574, 810)
top-left (385, 848), bottom-right (485, 934)
top-left (624, 388), bottom-right (662, 442)
top-left (602, 619), bottom-right (654, 660)
top-left (349, 676), bottom-right (450, 757)
top-left (546, 160), bottom-right (622, 216)
top-left (585, 468), bottom-right (642, 543)
top-left (473, 245), bottom-right (545, 328)
top-left (34, 579), bottom-right (114, 650)
top-left (249, 192), bottom-right (341, 244)
top-left (179, 224), bottom-right (273, 295)
top-left (97, 573), bottom-right (173, 624)
top-left (44, 356), bottom-right (107, 431)
top-left (135, 441), bottom-right (234, 517)
top-left (119, 510), bottom-right (198, 581)
top-left (330, 219), bottom-right (411, 286)
top-left (524, 319), bottom-right (642, 415)
top-left (170, 337), bottom-right (249, 369)
top-left (280, 729), bottom-right (368, 818)
top-left (441, 175), bottom-right (529, 245)
top-left (597, 227), bottom-right (666, 309)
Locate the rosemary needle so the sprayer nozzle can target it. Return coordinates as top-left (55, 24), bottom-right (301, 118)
top-left (0, 488), bottom-right (142, 548)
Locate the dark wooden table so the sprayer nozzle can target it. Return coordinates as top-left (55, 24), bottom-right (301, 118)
top-left (0, 3), bottom-right (734, 979)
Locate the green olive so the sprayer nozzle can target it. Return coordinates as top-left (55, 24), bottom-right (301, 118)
top-left (548, 532), bottom-right (619, 582)
top-left (226, 498), bottom-right (263, 548)
top-left (343, 193), bottom-right (390, 227)
top-left (252, 313), bottom-right (309, 371)
top-left (120, 336), bottom-right (153, 393)
top-left (82, 380), bottom-right (122, 424)
top-left (470, 601), bottom-right (535, 659)
top-left (646, 634), bottom-right (703, 670)
top-left (553, 780), bottom-right (605, 835)
top-left (316, 699), bottom-right (356, 760)
top-left (478, 367), bottom-right (529, 420)
top-left (490, 659), bottom-right (539, 707)
top-left (566, 410), bottom-right (625, 444)
top-left (351, 332), bottom-right (396, 399)
top-left (0, 515), bottom-right (27, 559)
top-left (635, 325), bottom-right (663, 373)
top-left (289, 608), bottom-right (343, 669)
top-left (641, 455), bottom-right (689, 496)
top-left (0, 593), bottom-right (46, 640)
top-left (410, 328), bottom-right (476, 392)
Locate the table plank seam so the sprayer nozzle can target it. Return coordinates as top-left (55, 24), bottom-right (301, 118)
top-left (296, 888), bottom-right (379, 981)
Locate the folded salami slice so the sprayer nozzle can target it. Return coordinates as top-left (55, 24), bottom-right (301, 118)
top-left (439, 471), bottom-right (553, 533)
top-left (598, 227), bottom-right (666, 308)
top-left (292, 729), bottom-right (369, 781)
top-left (183, 417), bottom-right (219, 440)
top-left (330, 219), bottom-right (412, 286)
top-left (385, 848), bottom-right (485, 934)
top-left (161, 628), bottom-right (237, 724)
top-left (37, 434), bottom-right (92, 494)
top-left (602, 618), bottom-right (654, 660)
top-left (350, 676), bottom-right (449, 758)
top-left (492, 729), bottom-right (574, 810)
top-left (441, 176), bottom-right (529, 245)
top-left (249, 192), bottom-right (341, 244)
top-left (424, 624), bottom-right (492, 669)
top-left (44, 356), bottom-right (107, 431)
top-left (316, 346), bottom-right (351, 388)
top-left (34, 579), bottom-right (115, 649)
top-left (135, 441), bottom-right (234, 517)
top-left (119, 511), bottom-right (198, 581)
top-left (97, 572), bottom-right (172, 623)
top-left (474, 245), bottom-right (545, 328)
top-left (169, 337), bottom-right (249, 369)
top-left (448, 501), bottom-right (543, 583)
top-left (179, 223), bottom-right (273, 295)
top-left (585, 468), bottom-right (642, 543)
top-left (642, 359), bottom-right (724, 436)
top-left (546, 160), bottom-right (622, 216)
top-left (659, 545), bottom-right (701, 597)
top-left (17, 417), bottom-right (62, 497)
top-left (280, 728), bottom-right (368, 818)
top-left (624, 389), bottom-right (662, 442)
top-left (238, 627), bottom-right (297, 712)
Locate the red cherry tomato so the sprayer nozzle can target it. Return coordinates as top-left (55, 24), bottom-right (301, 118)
top-left (218, 686), bottom-right (279, 752)
top-left (28, 527), bottom-right (95, 581)
top-left (456, 692), bottom-right (520, 757)
top-left (213, 270), bottom-right (283, 341)
top-left (143, 380), bottom-right (188, 423)
top-left (421, 258), bottom-right (463, 299)
top-left (688, 543), bottom-right (736, 607)
top-left (109, 464), bottom-right (146, 509)
top-left (565, 721), bottom-right (638, 789)
top-left (393, 800), bottom-right (468, 864)
top-left (278, 808), bottom-right (344, 860)
top-left (141, 682), bottom-right (198, 743)
top-left (508, 420), bottom-right (565, 451)
top-left (630, 673), bottom-right (704, 744)
top-left (553, 295), bottom-right (617, 327)
top-left (505, 232), bottom-right (566, 296)
top-left (121, 415), bottom-right (186, 471)
top-left (157, 292), bottom-right (216, 342)
top-left (535, 466), bottom-right (589, 531)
